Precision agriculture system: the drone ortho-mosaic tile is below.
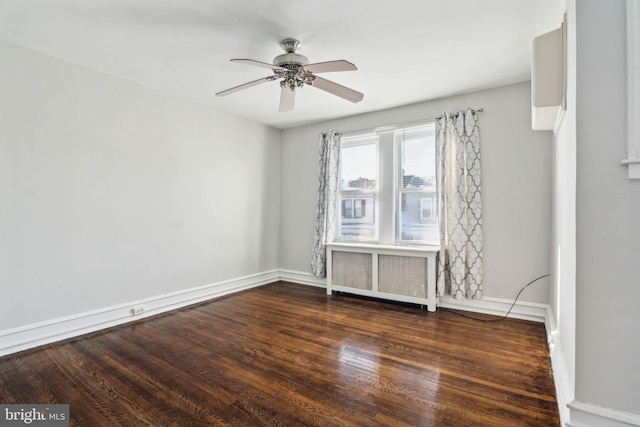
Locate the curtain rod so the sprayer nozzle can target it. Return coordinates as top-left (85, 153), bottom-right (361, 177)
top-left (336, 118), bottom-right (436, 139)
top-left (436, 108), bottom-right (484, 121)
top-left (332, 108), bottom-right (485, 138)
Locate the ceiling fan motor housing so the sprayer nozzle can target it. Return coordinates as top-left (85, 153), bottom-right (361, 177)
top-left (273, 38), bottom-right (308, 69)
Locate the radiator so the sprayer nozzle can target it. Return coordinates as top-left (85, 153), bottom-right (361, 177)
top-left (327, 244), bottom-right (438, 311)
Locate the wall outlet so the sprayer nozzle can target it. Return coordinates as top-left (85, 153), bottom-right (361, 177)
top-left (131, 307), bottom-right (144, 316)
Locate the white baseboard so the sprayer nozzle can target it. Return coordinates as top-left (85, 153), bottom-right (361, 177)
top-left (279, 269), bottom-right (326, 288)
top-left (280, 269), bottom-right (550, 323)
top-left (567, 401), bottom-right (640, 427)
top-left (0, 270), bottom-right (280, 357)
top-left (545, 307), bottom-right (573, 426)
top-left (438, 294), bottom-right (548, 323)
top-left (281, 270), bottom-right (549, 322)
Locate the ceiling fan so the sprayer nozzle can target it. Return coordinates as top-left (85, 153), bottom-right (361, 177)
top-left (215, 38), bottom-right (364, 112)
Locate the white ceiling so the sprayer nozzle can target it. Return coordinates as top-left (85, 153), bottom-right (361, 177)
top-left (0, 0), bottom-right (563, 129)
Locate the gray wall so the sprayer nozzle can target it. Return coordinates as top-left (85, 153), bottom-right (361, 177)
top-left (0, 41), bottom-right (281, 329)
top-left (280, 82), bottom-right (554, 303)
top-left (573, 0), bottom-right (640, 415)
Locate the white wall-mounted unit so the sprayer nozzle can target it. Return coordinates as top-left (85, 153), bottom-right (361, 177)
top-left (532, 26), bottom-right (563, 130)
top-left (326, 243), bottom-right (439, 311)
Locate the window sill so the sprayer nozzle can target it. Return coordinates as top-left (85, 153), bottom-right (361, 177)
top-left (620, 159), bottom-right (640, 179)
top-left (327, 241), bottom-right (440, 254)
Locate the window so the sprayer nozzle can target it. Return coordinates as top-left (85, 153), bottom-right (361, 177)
top-left (420, 197), bottom-right (437, 220)
top-left (342, 198), bottom-right (368, 218)
top-left (336, 121), bottom-right (438, 246)
top-left (337, 136), bottom-right (378, 240)
top-left (395, 125), bottom-right (438, 243)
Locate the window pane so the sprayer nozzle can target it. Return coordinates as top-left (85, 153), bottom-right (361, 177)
top-left (399, 135), bottom-right (436, 189)
top-left (353, 199), bottom-right (364, 218)
top-left (398, 192), bottom-right (439, 243)
top-left (342, 199), bottom-right (353, 218)
top-left (420, 197), bottom-right (437, 220)
top-left (396, 124), bottom-right (438, 244)
top-left (340, 144), bottom-right (376, 191)
top-left (338, 140), bottom-right (377, 241)
top-left (339, 196), bottom-right (376, 240)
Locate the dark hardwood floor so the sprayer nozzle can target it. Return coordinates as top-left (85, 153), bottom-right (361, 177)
top-left (0, 282), bottom-right (559, 426)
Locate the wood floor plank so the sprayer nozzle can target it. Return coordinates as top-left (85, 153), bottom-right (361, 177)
top-left (0, 282), bottom-right (560, 426)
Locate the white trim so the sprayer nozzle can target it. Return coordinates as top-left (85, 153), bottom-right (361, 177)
top-left (282, 269), bottom-right (547, 322)
top-left (624, 0), bottom-right (640, 179)
top-left (554, 108), bottom-right (566, 136)
top-left (279, 269), bottom-right (327, 288)
top-left (546, 306), bottom-right (573, 426)
top-left (0, 270), bottom-right (280, 357)
top-left (619, 159), bottom-right (640, 165)
top-left (438, 294), bottom-right (548, 323)
top-left (326, 241), bottom-right (440, 253)
top-left (567, 401), bottom-right (640, 427)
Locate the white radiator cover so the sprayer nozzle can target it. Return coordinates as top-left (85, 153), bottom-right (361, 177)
top-left (326, 243), bottom-right (439, 311)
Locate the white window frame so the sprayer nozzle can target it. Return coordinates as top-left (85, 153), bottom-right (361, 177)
top-left (334, 120), bottom-right (438, 247)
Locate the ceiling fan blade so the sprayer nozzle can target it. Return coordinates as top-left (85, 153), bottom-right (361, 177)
top-left (305, 60), bottom-right (357, 73)
top-left (279, 87), bottom-right (295, 112)
top-left (311, 76), bottom-right (364, 103)
top-left (231, 59), bottom-right (285, 70)
top-left (215, 76), bottom-right (272, 97)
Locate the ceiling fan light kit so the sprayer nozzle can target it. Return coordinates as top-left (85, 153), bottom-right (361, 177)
top-left (215, 38), bottom-right (364, 112)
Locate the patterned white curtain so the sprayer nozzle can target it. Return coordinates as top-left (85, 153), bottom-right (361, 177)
top-left (310, 130), bottom-right (341, 278)
top-left (436, 109), bottom-right (483, 299)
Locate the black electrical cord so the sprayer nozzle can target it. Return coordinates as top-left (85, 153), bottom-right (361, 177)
top-left (440, 273), bottom-right (551, 322)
